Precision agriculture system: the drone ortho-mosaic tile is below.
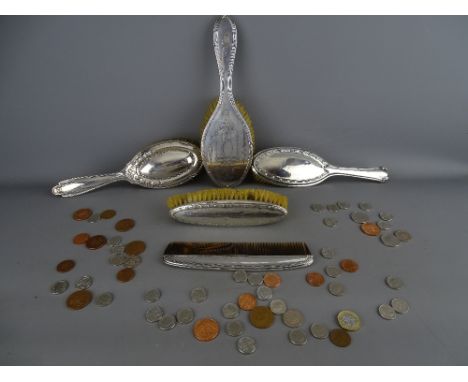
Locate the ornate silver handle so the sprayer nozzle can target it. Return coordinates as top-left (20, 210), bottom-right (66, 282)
top-left (51, 172), bottom-right (126, 197)
top-left (213, 16), bottom-right (237, 100)
top-left (326, 166), bottom-right (389, 182)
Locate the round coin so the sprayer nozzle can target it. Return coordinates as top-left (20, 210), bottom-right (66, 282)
top-left (310, 203), bottom-right (324, 212)
top-left (328, 282), bottom-right (345, 297)
top-left (116, 268), bottom-right (135, 283)
top-left (282, 309), bottom-right (304, 328)
top-left (225, 320), bottom-right (245, 337)
top-left (222, 302), bottom-right (240, 319)
top-left (72, 208), bottom-right (93, 221)
top-left (86, 235), bottom-right (107, 250)
top-left (380, 233), bottom-right (401, 247)
top-left (377, 220), bottom-right (392, 230)
top-left (350, 211), bottom-right (370, 224)
top-left (337, 310), bottom-right (361, 331)
top-left (193, 317), bottom-right (220, 341)
top-left (249, 306), bottom-right (275, 329)
top-left (238, 293), bottom-right (257, 311)
top-left (323, 217), bottom-right (338, 228)
top-left (358, 202), bottom-right (373, 211)
top-left (56, 259), bottom-right (76, 273)
top-left (115, 218), bottom-right (135, 232)
top-left (360, 222), bottom-right (381, 236)
top-left (327, 204), bottom-right (340, 213)
top-left (66, 290), bottom-right (93, 310)
top-left (269, 299), bottom-right (287, 315)
top-left (337, 201), bottom-right (351, 210)
top-left (394, 230), bottom-right (412, 242)
top-left (50, 280), bottom-right (69, 295)
top-left (340, 259), bottom-right (359, 273)
top-left (123, 255), bottom-right (142, 268)
top-left (385, 276), bottom-right (404, 290)
top-left (87, 213), bottom-right (100, 223)
top-left (379, 212), bottom-right (394, 221)
top-left (145, 305), bottom-right (164, 323)
top-left (237, 336), bottom-right (256, 355)
top-left (95, 292), bottom-right (114, 307)
top-left (176, 308), bottom-right (195, 324)
top-left (190, 287), bottom-right (208, 303)
top-left (306, 272), bottom-right (325, 287)
top-left (390, 298), bottom-right (410, 314)
top-left (378, 304), bottom-right (396, 320)
top-left (320, 247), bottom-right (335, 259)
top-left (108, 253), bottom-right (128, 266)
top-left (263, 272), bottom-right (281, 288)
top-left (310, 323), bottom-right (329, 339)
top-left (73, 233), bottom-right (90, 245)
top-left (325, 265), bottom-right (342, 278)
top-left (110, 245), bottom-right (124, 254)
top-left (256, 285), bottom-right (273, 301)
top-left (232, 269), bottom-right (248, 283)
top-left (144, 289), bottom-right (161, 303)
top-left (75, 275), bottom-right (93, 290)
top-left (108, 236), bottom-right (123, 246)
top-left (329, 328), bottom-right (351, 347)
top-left (124, 240), bottom-right (146, 256)
top-left (247, 272), bottom-right (263, 286)
top-left (100, 209), bottom-right (116, 219)
top-left (158, 314), bottom-right (176, 331)
top-left (288, 329), bottom-right (308, 346)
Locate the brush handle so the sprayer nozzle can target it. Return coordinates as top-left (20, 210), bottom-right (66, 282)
top-left (51, 172), bottom-right (127, 197)
top-left (326, 165), bottom-right (389, 182)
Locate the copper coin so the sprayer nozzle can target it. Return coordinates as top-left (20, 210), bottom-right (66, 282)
top-left (306, 272), bottom-right (325, 287)
top-left (100, 209), bottom-right (116, 219)
top-left (340, 259), bottom-right (359, 273)
top-left (360, 222), bottom-right (381, 236)
top-left (66, 290), bottom-right (93, 310)
top-left (263, 272), bottom-right (282, 288)
top-left (249, 306), bottom-right (275, 329)
top-left (115, 218), bottom-right (135, 232)
top-left (72, 208), bottom-right (93, 221)
top-left (238, 293), bottom-right (257, 311)
top-left (329, 328), bottom-right (352, 347)
top-left (116, 267), bottom-right (135, 283)
top-left (124, 240), bottom-right (146, 256)
top-left (86, 235), bottom-right (107, 250)
top-left (73, 233), bottom-right (90, 245)
top-left (193, 317), bottom-right (220, 342)
top-left (56, 259), bottom-right (76, 273)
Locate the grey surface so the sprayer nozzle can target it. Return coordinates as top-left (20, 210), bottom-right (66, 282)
top-left (0, 16), bottom-right (468, 365)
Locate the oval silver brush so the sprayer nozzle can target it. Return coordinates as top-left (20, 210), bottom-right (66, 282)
top-left (201, 16), bottom-right (254, 187)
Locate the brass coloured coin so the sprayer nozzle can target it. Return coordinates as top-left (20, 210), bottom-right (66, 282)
top-left (329, 328), bottom-right (352, 347)
top-left (337, 310), bottom-right (361, 331)
top-left (249, 306), bottom-right (275, 329)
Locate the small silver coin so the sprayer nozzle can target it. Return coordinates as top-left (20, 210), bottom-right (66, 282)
top-left (378, 304), bottom-right (396, 320)
top-left (288, 329), bottom-right (308, 346)
top-left (394, 230), bottom-right (412, 242)
top-left (380, 233), bottom-right (401, 247)
top-left (95, 292), bottom-right (114, 307)
top-left (75, 275), bottom-right (93, 290)
top-left (237, 336), bottom-right (256, 355)
top-left (158, 314), bottom-right (176, 330)
top-left (310, 323), bottom-right (329, 339)
top-left (108, 253), bottom-right (128, 266)
top-left (320, 247), bottom-right (336, 259)
top-left (282, 309), bottom-right (304, 328)
top-left (87, 213), bottom-right (100, 223)
top-left (327, 204), bottom-right (340, 213)
top-left (310, 203), bottom-right (324, 212)
top-left (385, 276), bottom-right (404, 290)
top-left (390, 298), bottom-right (410, 314)
top-left (145, 305), bottom-right (164, 323)
top-left (358, 202), bottom-right (373, 211)
top-left (123, 255), bottom-right (142, 268)
top-left (350, 211), bottom-right (370, 224)
top-left (377, 220), bottom-right (392, 230)
top-left (256, 285), bottom-right (273, 301)
top-left (190, 287), bottom-right (208, 303)
top-left (337, 201), bottom-right (351, 210)
top-left (379, 212), bottom-right (394, 221)
top-left (323, 217), bottom-right (338, 228)
top-left (270, 299), bottom-right (287, 315)
top-left (247, 272), bottom-right (263, 286)
top-left (108, 236), bottom-right (123, 246)
top-left (144, 289), bottom-right (161, 303)
top-left (176, 307), bottom-right (195, 324)
top-left (325, 265), bottom-right (342, 278)
top-left (232, 269), bottom-right (248, 283)
top-left (110, 245), bottom-right (125, 254)
top-left (50, 280), bottom-right (69, 295)
top-left (225, 320), bottom-right (245, 337)
top-left (328, 282), bottom-right (345, 297)
top-left (222, 302), bottom-right (240, 319)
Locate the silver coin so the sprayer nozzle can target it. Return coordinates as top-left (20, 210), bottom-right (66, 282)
top-left (108, 253), bottom-right (128, 266)
top-left (247, 272), bottom-right (263, 286)
top-left (123, 255), bottom-right (142, 268)
top-left (327, 204), bottom-right (340, 213)
top-left (176, 307), bottom-right (195, 324)
top-left (379, 212), bottom-right (393, 221)
top-left (232, 269), bottom-right (248, 283)
top-left (282, 309), bottom-right (304, 328)
top-left (144, 288), bottom-right (161, 303)
top-left (385, 276), bottom-right (404, 290)
top-left (310, 203), bottom-right (324, 212)
top-left (222, 302), bottom-right (240, 319)
top-left (95, 292), bottom-right (114, 307)
top-left (377, 220), bottom-right (392, 230)
top-left (288, 329), bottom-right (308, 346)
top-left (225, 320), bottom-right (245, 337)
top-left (390, 298), bottom-right (410, 314)
top-left (323, 217), bottom-right (338, 228)
top-left (190, 287), bottom-right (208, 303)
top-left (50, 280), bottom-right (69, 295)
top-left (75, 275), bottom-right (93, 290)
top-left (378, 304), bottom-right (396, 320)
top-left (310, 323), bottom-right (329, 339)
top-left (236, 336), bottom-right (256, 355)
top-left (158, 314), bottom-right (176, 330)
top-left (328, 282), bottom-right (345, 296)
top-left (380, 233), bottom-right (401, 247)
top-left (320, 247), bottom-right (336, 259)
top-left (350, 211), bottom-right (370, 223)
top-left (269, 299), bottom-right (287, 315)
top-left (337, 201), bottom-right (351, 210)
top-left (325, 265), bottom-right (342, 278)
top-left (145, 305), bottom-right (164, 323)
top-left (110, 245), bottom-right (125, 254)
top-left (87, 213), bottom-right (100, 223)
top-left (256, 285), bottom-right (273, 301)
top-left (358, 202), bottom-right (373, 211)
top-left (108, 236), bottom-right (123, 246)
top-left (394, 230), bottom-right (412, 242)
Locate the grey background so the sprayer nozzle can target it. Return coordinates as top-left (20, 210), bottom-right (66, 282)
top-left (0, 16), bottom-right (467, 365)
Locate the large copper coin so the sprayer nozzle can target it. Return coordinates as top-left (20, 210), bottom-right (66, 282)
top-left (124, 240), bottom-right (146, 256)
top-left (360, 222), bottom-right (381, 236)
top-left (329, 328), bottom-right (352, 347)
top-left (86, 235), bottom-right (107, 250)
top-left (56, 259), bottom-right (76, 273)
top-left (116, 268), bottom-right (135, 283)
top-left (238, 293), bottom-right (257, 311)
top-left (340, 259), bottom-right (359, 273)
top-left (193, 317), bottom-right (220, 342)
top-left (73, 232), bottom-right (90, 245)
top-left (66, 290), bottom-right (93, 310)
top-left (263, 272), bottom-right (282, 288)
top-left (249, 306), bottom-right (275, 329)
top-left (72, 208), bottom-right (93, 221)
top-left (306, 272), bottom-right (325, 287)
top-left (115, 218), bottom-right (135, 232)
top-left (100, 209), bottom-right (116, 219)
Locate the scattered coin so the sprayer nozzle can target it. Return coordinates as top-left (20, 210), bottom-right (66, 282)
top-left (73, 233), bottom-right (90, 245)
top-left (95, 292), bottom-right (114, 307)
top-left (236, 336), bottom-right (256, 355)
top-left (144, 289), bottom-right (161, 303)
top-left (116, 268), bottom-right (135, 283)
top-left (310, 323), bottom-right (329, 339)
top-left (75, 275), bottom-right (93, 290)
top-left (176, 308), bottom-right (195, 324)
top-left (358, 202), bottom-right (373, 211)
top-left (360, 222), bottom-right (381, 236)
top-left (100, 209), bottom-right (116, 219)
top-left (72, 208), bottom-right (93, 221)
top-left (123, 255), bottom-right (142, 268)
top-left (390, 298), bottom-right (410, 314)
top-left (320, 247), bottom-right (335, 259)
top-left (256, 285), bottom-right (273, 301)
top-left (377, 220), bottom-right (392, 230)
top-left (339, 259), bottom-right (359, 273)
top-left (108, 236), bottom-right (123, 246)
top-left (350, 211), bottom-right (370, 224)
top-left (225, 320), bottom-right (245, 337)
top-left (249, 306), bottom-right (275, 329)
top-left (378, 304), bottom-right (396, 320)
top-left (124, 240), bottom-right (146, 256)
top-left (190, 287), bottom-right (208, 303)
top-left (232, 269), bottom-right (248, 283)
top-left (108, 253), bottom-right (128, 266)
top-left (86, 235), bottom-right (107, 250)
top-left (328, 282), bottom-right (345, 297)
top-left (222, 302), bottom-right (240, 319)
top-left (145, 305), bottom-right (164, 323)
top-left (263, 272), bottom-right (282, 288)
top-left (325, 265), bottom-right (342, 278)
top-left (323, 217), bottom-right (338, 228)
top-left (110, 245), bottom-right (125, 254)
top-left (385, 276), bottom-right (404, 290)
top-left (66, 290), bottom-right (93, 310)
top-left (56, 259), bottom-right (76, 273)
top-left (282, 309), bottom-right (304, 328)
top-left (87, 213), bottom-right (100, 223)
top-left (288, 329), bottom-right (308, 346)
top-left (329, 328), bottom-right (351, 347)
top-left (158, 314), bottom-right (177, 331)
top-left (269, 299), bottom-right (287, 315)
top-left (238, 293), bottom-right (257, 311)
top-left (380, 233), bottom-right (401, 247)
top-left (115, 218), bottom-right (135, 232)
top-left (337, 310), bottom-right (361, 331)
top-left (50, 280), bottom-right (69, 295)
top-left (193, 317), bottom-right (220, 341)
top-left (379, 212), bottom-right (394, 221)
top-left (306, 272), bottom-right (325, 287)
top-left (327, 203), bottom-right (340, 213)
top-left (310, 203), bottom-right (324, 212)
top-left (393, 230), bottom-right (412, 242)
top-left (337, 201), bottom-right (351, 210)
top-left (247, 272), bottom-right (263, 286)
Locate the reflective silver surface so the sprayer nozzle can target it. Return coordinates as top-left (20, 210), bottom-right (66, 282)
top-left (51, 139), bottom-right (202, 197)
top-left (252, 147), bottom-right (389, 187)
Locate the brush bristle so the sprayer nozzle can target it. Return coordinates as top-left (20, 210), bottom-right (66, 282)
top-left (167, 188), bottom-right (287, 210)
